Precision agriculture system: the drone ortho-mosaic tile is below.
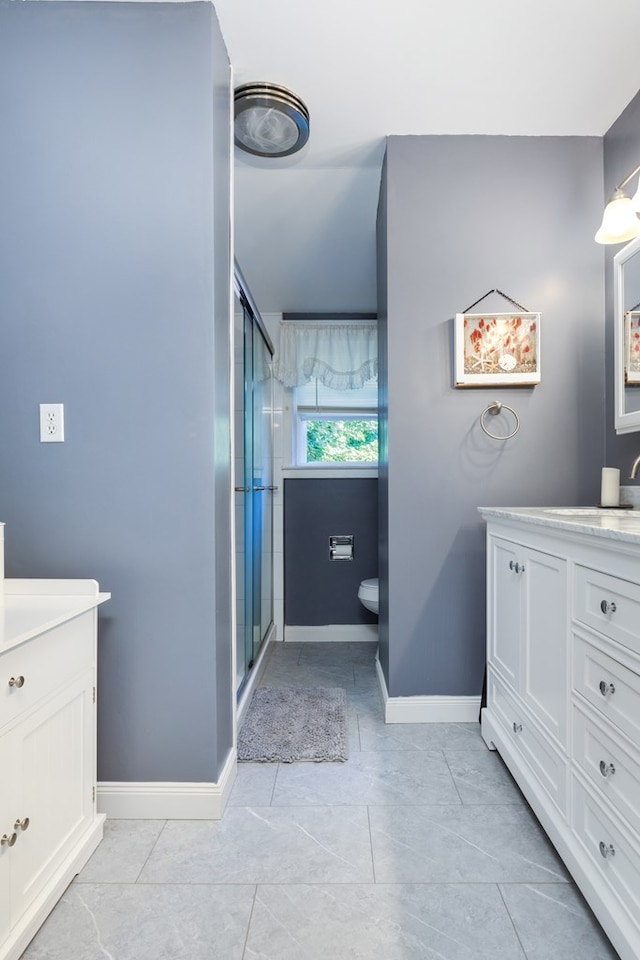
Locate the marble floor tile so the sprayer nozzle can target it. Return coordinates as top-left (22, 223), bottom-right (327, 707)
top-left (444, 748), bottom-right (526, 804)
top-left (138, 805), bottom-right (374, 884)
top-left (260, 660), bottom-right (356, 688)
top-left (346, 684), bottom-right (385, 720)
top-left (74, 819), bottom-right (166, 883)
top-left (369, 803), bottom-right (570, 883)
top-left (359, 717), bottom-right (486, 752)
top-left (267, 641), bottom-right (302, 660)
top-left (245, 883), bottom-right (527, 960)
top-left (499, 882), bottom-right (622, 959)
top-left (271, 749), bottom-right (461, 805)
top-left (22, 883), bottom-right (255, 960)
top-left (227, 762), bottom-right (278, 806)
top-left (298, 641), bottom-right (377, 666)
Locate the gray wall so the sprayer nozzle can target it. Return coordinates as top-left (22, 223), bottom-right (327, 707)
top-left (378, 135), bottom-right (605, 698)
top-left (284, 478), bottom-right (378, 625)
top-left (0, 0), bottom-right (233, 783)
top-left (602, 89), bottom-right (640, 475)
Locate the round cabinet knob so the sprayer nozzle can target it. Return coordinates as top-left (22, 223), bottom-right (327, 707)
top-left (509, 560), bottom-right (515, 570)
top-left (600, 600), bottom-right (617, 615)
top-left (512, 722), bottom-right (523, 734)
top-left (1, 833), bottom-right (17, 847)
top-left (14, 817), bottom-right (30, 832)
top-left (599, 841), bottom-right (616, 859)
top-left (599, 680), bottom-right (616, 697)
top-left (8, 676), bottom-right (25, 688)
top-left (599, 761), bottom-right (616, 778)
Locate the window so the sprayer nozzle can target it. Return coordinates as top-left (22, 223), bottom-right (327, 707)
top-left (273, 315), bottom-right (378, 466)
top-left (293, 378), bottom-right (378, 464)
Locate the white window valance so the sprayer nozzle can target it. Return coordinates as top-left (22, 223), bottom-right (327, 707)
top-left (273, 320), bottom-right (378, 390)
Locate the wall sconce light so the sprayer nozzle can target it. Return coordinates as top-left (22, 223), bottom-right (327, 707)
top-left (234, 82), bottom-right (309, 158)
top-left (595, 163), bottom-right (640, 244)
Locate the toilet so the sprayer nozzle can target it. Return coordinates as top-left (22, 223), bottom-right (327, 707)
top-left (358, 577), bottom-right (379, 615)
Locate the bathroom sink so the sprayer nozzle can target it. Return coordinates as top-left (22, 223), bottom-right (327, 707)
top-left (542, 507), bottom-right (635, 517)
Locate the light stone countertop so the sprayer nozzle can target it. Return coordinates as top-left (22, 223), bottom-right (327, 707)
top-left (478, 505), bottom-right (640, 546)
top-left (0, 579), bottom-right (110, 654)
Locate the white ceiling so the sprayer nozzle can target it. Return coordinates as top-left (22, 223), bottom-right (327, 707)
top-left (214, 0), bottom-right (640, 313)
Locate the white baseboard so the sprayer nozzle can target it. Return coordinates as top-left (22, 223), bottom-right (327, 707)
top-left (97, 748), bottom-right (237, 820)
top-left (284, 624), bottom-right (378, 643)
top-left (375, 656), bottom-right (481, 723)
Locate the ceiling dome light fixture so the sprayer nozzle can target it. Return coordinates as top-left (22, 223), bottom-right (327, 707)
top-left (234, 82), bottom-right (310, 158)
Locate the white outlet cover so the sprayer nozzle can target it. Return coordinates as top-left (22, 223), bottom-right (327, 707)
top-left (39, 403), bottom-right (65, 443)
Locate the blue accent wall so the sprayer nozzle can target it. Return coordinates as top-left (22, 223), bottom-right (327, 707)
top-left (284, 478), bottom-right (378, 625)
top-left (0, 0), bottom-right (233, 783)
top-left (378, 135), bottom-right (605, 698)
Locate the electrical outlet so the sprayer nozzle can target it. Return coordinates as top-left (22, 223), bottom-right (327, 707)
top-left (39, 403), bottom-right (65, 443)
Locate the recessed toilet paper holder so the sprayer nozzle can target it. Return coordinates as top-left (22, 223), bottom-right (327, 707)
top-left (329, 535), bottom-right (354, 561)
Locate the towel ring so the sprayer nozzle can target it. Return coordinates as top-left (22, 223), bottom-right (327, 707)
top-left (480, 401), bottom-right (520, 441)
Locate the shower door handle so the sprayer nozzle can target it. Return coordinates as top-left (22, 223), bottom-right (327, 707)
top-left (253, 485), bottom-right (266, 491)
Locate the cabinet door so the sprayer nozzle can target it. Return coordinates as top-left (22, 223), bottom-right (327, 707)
top-left (10, 670), bottom-right (95, 923)
top-left (523, 549), bottom-right (567, 745)
top-left (0, 730), bottom-right (15, 944)
top-left (489, 537), bottom-right (523, 690)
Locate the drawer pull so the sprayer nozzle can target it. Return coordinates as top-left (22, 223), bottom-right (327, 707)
top-left (8, 676), bottom-right (25, 688)
top-left (512, 722), bottom-right (523, 734)
top-left (14, 817), bottom-right (30, 832)
top-left (599, 760), bottom-right (616, 778)
top-left (599, 680), bottom-right (616, 697)
top-left (599, 841), bottom-right (616, 859)
top-left (1, 833), bottom-right (17, 847)
top-left (600, 599), bottom-right (617, 615)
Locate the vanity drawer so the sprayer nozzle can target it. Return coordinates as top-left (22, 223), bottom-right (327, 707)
top-left (574, 565), bottom-right (640, 657)
top-left (572, 776), bottom-right (640, 930)
top-left (488, 669), bottom-right (568, 815)
top-left (573, 633), bottom-right (640, 747)
top-left (0, 613), bottom-right (94, 730)
top-left (572, 701), bottom-right (640, 837)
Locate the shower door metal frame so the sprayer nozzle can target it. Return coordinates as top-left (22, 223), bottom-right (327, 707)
top-left (234, 263), bottom-right (275, 696)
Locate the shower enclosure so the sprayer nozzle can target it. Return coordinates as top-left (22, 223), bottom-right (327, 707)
top-left (234, 265), bottom-right (275, 695)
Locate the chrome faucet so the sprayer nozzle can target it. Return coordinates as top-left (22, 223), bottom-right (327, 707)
top-left (631, 455), bottom-right (640, 479)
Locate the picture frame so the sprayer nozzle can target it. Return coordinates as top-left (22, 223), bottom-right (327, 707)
top-left (624, 310), bottom-right (640, 384)
top-left (454, 311), bottom-right (541, 387)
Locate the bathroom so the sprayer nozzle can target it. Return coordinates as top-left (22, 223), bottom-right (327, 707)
top-left (1, 0), bottom-right (639, 808)
top-left (2, 1), bottom-right (640, 956)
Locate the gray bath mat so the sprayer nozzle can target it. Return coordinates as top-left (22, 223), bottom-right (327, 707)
top-left (238, 686), bottom-right (349, 763)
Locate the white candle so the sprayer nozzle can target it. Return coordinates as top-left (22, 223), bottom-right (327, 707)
top-left (601, 467), bottom-right (621, 507)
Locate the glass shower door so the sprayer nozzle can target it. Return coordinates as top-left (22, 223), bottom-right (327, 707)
top-left (252, 323), bottom-right (274, 657)
top-left (235, 272), bottom-right (274, 694)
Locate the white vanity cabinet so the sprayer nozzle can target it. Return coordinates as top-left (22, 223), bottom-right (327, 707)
top-left (0, 579), bottom-right (109, 960)
top-left (481, 508), bottom-right (640, 960)
top-left (487, 534), bottom-right (569, 815)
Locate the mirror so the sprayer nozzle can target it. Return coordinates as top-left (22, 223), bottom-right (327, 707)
top-left (614, 235), bottom-right (640, 433)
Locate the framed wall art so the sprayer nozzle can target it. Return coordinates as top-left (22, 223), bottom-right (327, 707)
top-left (454, 311), bottom-right (541, 387)
top-left (625, 310), bottom-right (640, 384)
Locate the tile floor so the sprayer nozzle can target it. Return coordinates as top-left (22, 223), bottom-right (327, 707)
top-left (22, 640), bottom-right (621, 959)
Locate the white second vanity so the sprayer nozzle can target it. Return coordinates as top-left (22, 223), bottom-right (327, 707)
top-left (480, 506), bottom-right (640, 960)
top-left (0, 559), bottom-right (110, 960)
